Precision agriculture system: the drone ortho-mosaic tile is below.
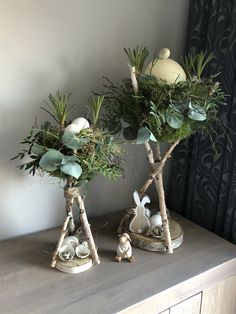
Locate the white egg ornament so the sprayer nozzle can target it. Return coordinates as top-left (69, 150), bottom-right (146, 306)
top-left (64, 117), bottom-right (90, 135)
top-left (145, 48), bottom-right (186, 84)
top-left (150, 212), bottom-right (163, 238)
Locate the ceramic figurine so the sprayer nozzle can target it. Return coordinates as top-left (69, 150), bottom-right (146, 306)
top-left (115, 233), bottom-right (134, 262)
top-left (129, 191), bottom-right (151, 234)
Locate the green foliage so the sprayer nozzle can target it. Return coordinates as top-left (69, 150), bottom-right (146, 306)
top-left (62, 130), bottom-right (90, 150)
top-left (103, 48), bottom-right (226, 143)
top-left (13, 93), bottom-right (123, 185)
top-left (88, 95), bottom-right (104, 127)
top-left (124, 46), bottom-right (149, 73)
top-left (181, 51), bottom-right (214, 79)
top-left (42, 92), bottom-right (75, 127)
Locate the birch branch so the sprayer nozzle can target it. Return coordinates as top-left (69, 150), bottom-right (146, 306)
top-left (51, 214), bottom-right (70, 267)
top-left (76, 194), bottom-right (100, 265)
top-left (139, 140), bottom-right (179, 197)
top-left (129, 65), bottom-right (138, 95)
top-left (142, 142), bottom-right (173, 253)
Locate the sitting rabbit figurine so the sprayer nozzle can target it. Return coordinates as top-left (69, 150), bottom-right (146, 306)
top-left (115, 233), bottom-right (134, 262)
top-left (129, 191), bottom-right (151, 234)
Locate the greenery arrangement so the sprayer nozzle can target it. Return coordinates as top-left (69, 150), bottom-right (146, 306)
top-left (12, 92), bottom-right (124, 269)
top-left (103, 46), bottom-right (226, 253)
top-left (13, 92), bottom-right (123, 186)
top-left (104, 47), bottom-right (225, 144)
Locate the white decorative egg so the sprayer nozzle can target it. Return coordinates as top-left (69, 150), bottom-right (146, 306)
top-left (72, 117), bottom-right (90, 130)
top-left (64, 117), bottom-right (90, 135)
top-left (150, 212), bottom-right (162, 227)
top-left (145, 48), bottom-right (186, 84)
top-left (64, 123), bottom-right (82, 134)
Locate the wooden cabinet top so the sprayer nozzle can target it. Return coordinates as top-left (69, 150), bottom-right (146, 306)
top-left (0, 212), bottom-right (236, 314)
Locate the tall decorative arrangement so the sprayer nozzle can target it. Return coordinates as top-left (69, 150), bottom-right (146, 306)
top-left (103, 47), bottom-right (225, 253)
top-left (13, 93), bottom-right (123, 272)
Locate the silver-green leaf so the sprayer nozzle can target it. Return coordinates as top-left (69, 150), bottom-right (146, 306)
top-left (39, 149), bottom-right (64, 171)
top-left (134, 127), bottom-right (150, 144)
top-left (31, 143), bottom-right (47, 156)
top-left (188, 103), bottom-right (206, 121)
top-left (166, 114), bottom-right (184, 129)
top-left (62, 132), bottom-right (89, 149)
top-left (60, 161), bottom-right (82, 179)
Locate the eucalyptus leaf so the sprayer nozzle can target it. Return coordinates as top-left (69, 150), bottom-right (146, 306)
top-left (150, 132), bottom-right (157, 142)
top-left (134, 127), bottom-right (151, 144)
top-left (61, 155), bottom-right (80, 165)
top-left (62, 132), bottom-right (89, 149)
top-left (60, 161), bottom-right (82, 179)
top-left (31, 143), bottom-right (47, 156)
top-left (188, 103), bottom-right (206, 121)
top-left (39, 149), bottom-right (64, 171)
top-left (166, 114), bottom-right (184, 129)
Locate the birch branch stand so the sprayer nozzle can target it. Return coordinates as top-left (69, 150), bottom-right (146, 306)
top-left (118, 66), bottom-right (183, 253)
top-left (51, 182), bottom-right (100, 273)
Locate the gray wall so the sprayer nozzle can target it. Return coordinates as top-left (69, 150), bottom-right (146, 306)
top-left (0, 0), bottom-right (189, 240)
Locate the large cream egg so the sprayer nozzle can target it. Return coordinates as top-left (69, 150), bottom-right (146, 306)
top-left (145, 48), bottom-right (186, 84)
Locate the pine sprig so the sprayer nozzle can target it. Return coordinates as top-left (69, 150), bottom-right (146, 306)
top-left (124, 46), bottom-right (149, 73)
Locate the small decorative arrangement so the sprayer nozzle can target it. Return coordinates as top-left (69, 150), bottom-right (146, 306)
top-left (115, 233), bottom-right (134, 263)
top-left (103, 46), bottom-right (226, 253)
top-left (13, 93), bottom-right (123, 273)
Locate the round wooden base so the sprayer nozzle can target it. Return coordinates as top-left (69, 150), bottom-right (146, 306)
top-left (124, 219), bottom-right (183, 252)
top-left (55, 257), bottom-right (93, 274)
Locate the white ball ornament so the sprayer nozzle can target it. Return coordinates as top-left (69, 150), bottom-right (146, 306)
top-left (150, 212), bottom-right (162, 227)
top-left (64, 123), bottom-right (81, 134)
top-left (64, 117), bottom-right (90, 135)
top-left (145, 48), bottom-right (186, 84)
top-left (72, 117), bottom-right (90, 130)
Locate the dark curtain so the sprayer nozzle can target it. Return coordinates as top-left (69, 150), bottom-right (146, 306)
top-left (168, 0), bottom-right (236, 244)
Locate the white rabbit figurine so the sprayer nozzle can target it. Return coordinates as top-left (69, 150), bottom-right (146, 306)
top-left (129, 191), bottom-right (151, 234)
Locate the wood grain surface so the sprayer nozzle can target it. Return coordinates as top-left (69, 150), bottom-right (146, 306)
top-left (0, 211), bottom-right (236, 314)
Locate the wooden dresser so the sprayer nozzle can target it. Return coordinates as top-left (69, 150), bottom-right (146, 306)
top-left (0, 212), bottom-right (236, 314)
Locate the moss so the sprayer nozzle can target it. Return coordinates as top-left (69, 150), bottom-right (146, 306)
top-left (155, 122), bottom-right (193, 143)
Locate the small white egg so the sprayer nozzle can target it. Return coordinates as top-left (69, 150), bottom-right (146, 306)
top-left (64, 123), bottom-right (82, 134)
top-left (150, 212), bottom-right (162, 227)
top-left (72, 117), bottom-right (90, 130)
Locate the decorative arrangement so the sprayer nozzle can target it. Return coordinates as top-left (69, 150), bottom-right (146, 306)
top-left (103, 46), bottom-right (225, 253)
top-left (115, 233), bottom-right (134, 263)
top-left (13, 92), bottom-right (123, 273)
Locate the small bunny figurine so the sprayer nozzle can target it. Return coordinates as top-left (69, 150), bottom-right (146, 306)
top-left (129, 191), bottom-right (151, 234)
top-left (115, 233), bottom-right (134, 262)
